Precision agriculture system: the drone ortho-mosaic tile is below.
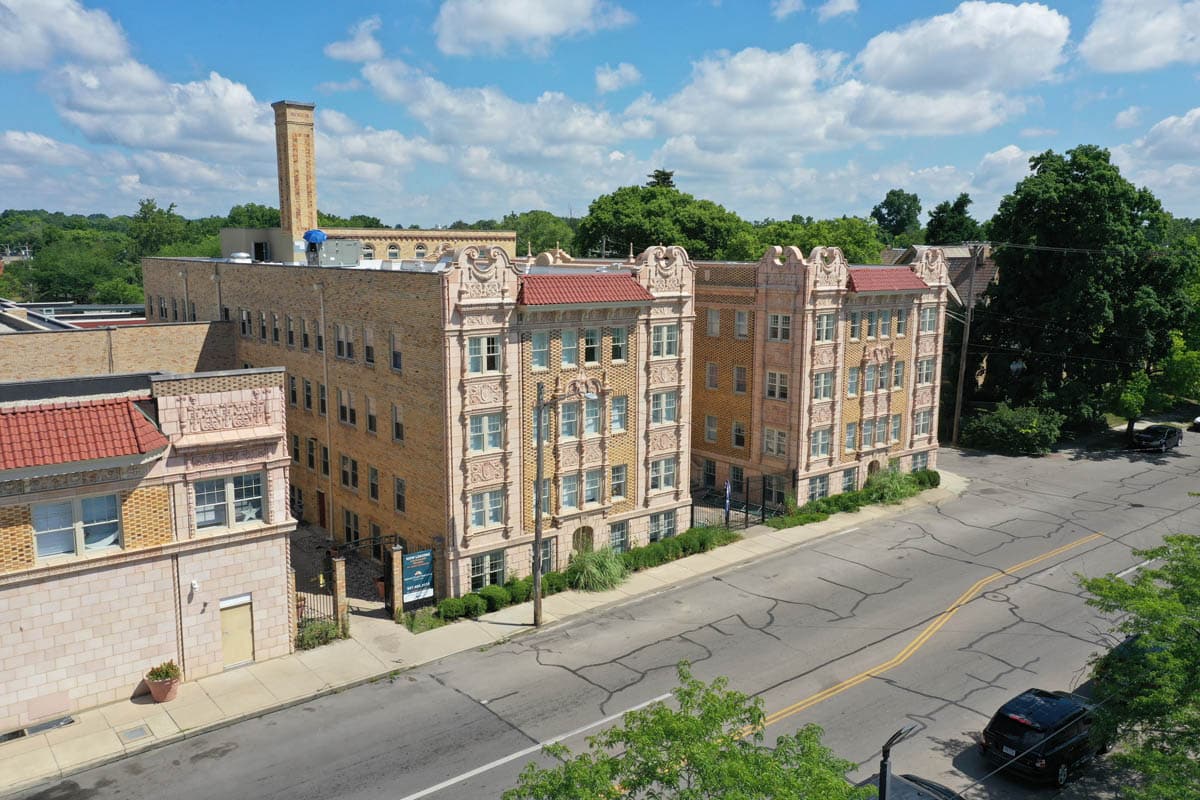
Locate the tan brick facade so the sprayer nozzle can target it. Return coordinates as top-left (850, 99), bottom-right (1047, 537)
top-left (0, 504), bottom-right (32, 573)
top-left (119, 486), bottom-right (173, 550)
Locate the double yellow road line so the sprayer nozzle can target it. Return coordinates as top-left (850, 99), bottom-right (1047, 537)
top-left (760, 532), bottom-right (1105, 729)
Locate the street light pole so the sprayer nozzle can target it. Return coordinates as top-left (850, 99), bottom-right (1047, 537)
top-left (533, 381), bottom-right (546, 627)
top-left (878, 724), bottom-right (919, 800)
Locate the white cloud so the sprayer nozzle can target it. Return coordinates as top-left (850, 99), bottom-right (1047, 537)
top-left (0, 130), bottom-right (87, 165)
top-left (434, 0), bottom-right (633, 57)
top-left (1113, 105), bottom-right (1143, 129)
top-left (595, 62), bottom-right (641, 93)
top-left (323, 16), bottom-right (383, 63)
top-left (1134, 106), bottom-right (1200, 161)
top-left (315, 78), bottom-right (364, 94)
top-left (1019, 127), bottom-right (1058, 137)
top-left (817, 0), bottom-right (858, 21)
top-left (771, 0), bottom-right (805, 19)
top-left (1080, 0), bottom-right (1200, 72)
top-left (972, 144), bottom-right (1034, 194)
top-left (858, 1), bottom-right (1070, 91)
top-left (0, 0), bottom-right (127, 70)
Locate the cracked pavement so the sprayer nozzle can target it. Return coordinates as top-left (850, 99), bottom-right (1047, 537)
top-left (15, 442), bottom-right (1200, 800)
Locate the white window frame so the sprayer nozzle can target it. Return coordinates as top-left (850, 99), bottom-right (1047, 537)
top-left (915, 409), bottom-right (933, 436)
top-left (583, 328), bottom-right (601, 364)
top-left (893, 361), bottom-right (905, 389)
top-left (705, 415), bottom-right (718, 443)
top-left (732, 420), bottom-right (746, 449)
top-left (849, 311), bottom-right (860, 341)
top-left (650, 390), bottom-right (677, 424)
top-left (32, 493), bottom-right (122, 559)
top-left (808, 474), bottom-right (829, 502)
top-left (767, 313), bottom-right (791, 342)
top-left (847, 366), bottom-right (860, 397)
top-left (766, 371), bottom-right (789, 400)
top-left (891, 414), bottom-right (902, 442)
top-left (917, 357), bottom-right (935, 385)
top-left (896, 308), bottom-right (908, 336)
top-left (194, 472), bottom-right (264, 531)
top-left (810, 427), bottom-right (832, 458)
top-left (843, 468), bottom-right (858, 493)
top-left (560, 401), bottom-right (580, 439)
top-left (561, 474), bottom-right (580, 509)
top-left (532, 331), bottom-right (550, 370)
top-left (812, 371), bottom-right (833, 400)
top-left (651, 324), bottom-right (679, 358)
top-left (611, 327), bottom-right (628, 362)
top-left (467, 335), bottom-right (501, 374)
top-left (733, 366), bottom-right (748, 394)
top-left (706, 309), bottom-right (720, 337)
top-left (649, 457), bottom-right (677, 490)
top-left (584, 468), bottom-right (603, 505)
top-left (469, 489), bottom-right (505, 529)
top-left (705, 362), bottom-right (718, 390)
top-left (611, 464), bottom-right (627, 500)
top-left (763, 427), bottom-right (787, 457)
top-left (584, 397), bottom-right (601, 435)
top-left (845, 422), bottom-right (858, 452)
top-left (470, 551), bottom-right (505, 590)
top-left (815, 313), bottom-right (835, 342)
top-left (734, 310), bottom-right (749, 339)
top-left (609, 521), bottom-right (629, 553)
top-left (649, 510), bottom-right (677, 542)
top-left (561, 329), bottom-right (579, 367)
top-left (611, 395), bottom-right (628, 432)
top-left (920, 306), bottom-right (938, 333)
top-left (469, 412), bottom-right (504, 453)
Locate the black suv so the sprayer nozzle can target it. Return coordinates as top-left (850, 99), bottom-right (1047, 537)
top-left (980, 689), bottom-right (1101, 786)
top-left (1132, 424), bottom-right (1183, 452)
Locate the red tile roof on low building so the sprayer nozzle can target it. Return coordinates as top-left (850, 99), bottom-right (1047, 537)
top-left (0, 397), bottom-right (168, 471)
top-left (847, 267), bottom-right (929, 293)
top-left (518, 274), bottom-right (654, 306)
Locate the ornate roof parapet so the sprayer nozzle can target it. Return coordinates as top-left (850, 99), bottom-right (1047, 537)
top-left (754, 244), bottom-right (849, 294)
top-left (632, 245), bottom-right (694, 298)
top-left (908, 246), bottom-right (951, 288)
top-left (532, 247), bottom-right (575, 266)
top-left (446, 244), bottom-right (523, 304)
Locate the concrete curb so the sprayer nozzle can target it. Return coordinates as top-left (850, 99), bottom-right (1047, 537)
top-left (3, 470), bottom-right (969, 798)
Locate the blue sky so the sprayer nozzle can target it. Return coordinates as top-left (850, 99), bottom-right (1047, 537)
top-left (2, 0), bottom-right (1198, 228)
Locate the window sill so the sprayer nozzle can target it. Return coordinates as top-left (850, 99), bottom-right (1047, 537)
top-left (36, 544), bottom-right (123, 565)
top-left (611, 359), bottom-right (627, 366)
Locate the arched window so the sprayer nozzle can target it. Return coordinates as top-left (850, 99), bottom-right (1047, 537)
top-left (362, 244), bottom-right (375, 259)
top-left (414, 243), bottom-right (427, 258)
top-left (387, 244), bottom-right (399, 260)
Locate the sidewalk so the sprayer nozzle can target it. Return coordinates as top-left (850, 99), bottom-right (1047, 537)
top-left (0, 471), bottom-right (968, 796)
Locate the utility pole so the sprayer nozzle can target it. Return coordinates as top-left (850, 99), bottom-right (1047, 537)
top-left (601, 235), bottom-right (607, 259)
top-left (951, 242), bottom-right (983, 445)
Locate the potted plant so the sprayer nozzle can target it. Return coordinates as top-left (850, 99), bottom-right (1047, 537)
top-left (146, 659), bottom-right (182, 703)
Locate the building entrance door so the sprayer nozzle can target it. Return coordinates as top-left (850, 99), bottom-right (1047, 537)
top-left (867, 460), bottom-right (881, 477)
top-left (572, 526), bottom-right (594, 553)
top-left (317, 490), bottom-right (327, 528)
top-left (220, 595), bottom-right (255, 669)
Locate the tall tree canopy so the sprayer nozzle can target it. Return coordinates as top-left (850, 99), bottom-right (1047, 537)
top-left (575, 185), bottom-right (750, 261)
top-left (870, 188), bottom-right (921, 242)
top-left (924, 193), bottom-right (981, 245)
top-left (975, 145), bottom-right (1192, 425)
top-left (504, 663), bottom-right (871, 800)
top-left (646, 168), bottom-right (675, 188)
top-left (736, 215), bottom-right (887, 264)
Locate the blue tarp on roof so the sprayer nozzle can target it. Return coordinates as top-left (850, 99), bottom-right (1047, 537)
top-left (303, 229), bottom-right (327, 244)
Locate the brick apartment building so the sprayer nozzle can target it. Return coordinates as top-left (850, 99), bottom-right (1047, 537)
top-left (690, 245), bottom-right (952, 507)
top-left (144, 245), bottom-right (695, 597)
top-left (0, 368), bottom-right (295, 732)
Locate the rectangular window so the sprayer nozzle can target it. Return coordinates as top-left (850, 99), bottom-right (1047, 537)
top-left (649, 457), bottom-right (677, 490)
top-left (584, 469), bottom-right (602, 504)
top-left (561, 329), bottom-right (578, 367)
top-left (469, 412), bottom-right (504, 452)
top-left (767, 313), bottom-right (791, 342)
top-left (893, 361), bottom-right (905, 389)
top-left (650, 391), bottom-right (678, 423)
top-left (392, 404), bottom-right (405, 442)
top-left (583, 328), bottom-right (600, 364)
top-left (303, 379), bottom-right (312, 411)
top-left (849, 311), bottom-right (861, 341)
top-left (561, 475), bottom-right (579, 509)
top-left (240, 309), bottom-right (251, 337)
top-left (561, 402), bottom-right (579, 438)
top-left (734, 310), bottom-right (749, 339)
top-left (815, 313), bottom-right (835, 342)
top-left (386, 332), bottom-right (401, 372)
top-left (891, 414), bottom-right (902, 442)
top-left (911, 452), bottom-right (929, 471)
top-left (730, 466), bottom-right (745, 495)
top-left (649, 510), bottom-right (677, 542)
top-left (534, 538), bottom-right (555, 576)
top-left (336, 323), bottom-right (354, 359)
top-left (914, 409), bottom-right (932, 435)
top-left (611, 465), bottom-right (627, 499)
top-left (812, 371), bottom-right (833, 400)
top-left (843, 468), bottom-right (858, 493)
top-left (321, 446), bottom-right (330, 476)
top-left (259, 311), bottom-right (267, 340)
top-left (33, 494), bottom-right (121, 557)
top-left (705, 362), bottom-right (718, 390)
top-left (343, 509), bottom-right (360, 542)
top-left (537, 478), bottom-right (551, 514)
top-left (808, 475), bottom-right (829, 502)
top-left (272, 313), bottom-right (280, 343)
top-left (651, 324), bottom-right (679, 357)
top-left (609, 521), bottom-right (629, 553)
top-left (394, 478), bottom-right (407, 512)
top-left (338, 388), bottom-right (357, 426)
top-left (764, 427), bottom-right (787, 457)
top-left (532, 331), bottom-right (549, 370)
top-left (766, 371), bottom-right (789, 400)
top-left (286, 316), bottom-right (295, 346)
top-left (470, 489), bottom-right (505, 528)
top-left (195, 473), bottom-right (263, 530)
top-left (289, 376), bottom-right (298, 406)
top-left (733, 366), bottom-right (748, 394)
top-left (366, 396), bottom-right (377, 434)
top-left (896, 309), bottom-right (908, 336)
top-left (865, 364), bottom-right (878, 393)
top-left (705, 415), bottom-right (718, 443)
top-left (862, 419), bottom-right (875, 448)
top-left (810, 427), bottom-right (831, 458)
top-left (867, 310), bottom-right (878, 339)
top-left (706, 309), bottom-right (720, 337)
top-left (611, 396), bottom-right (627, 432)
top-left (318, 383), bottom-right (327, 416)
top-left (468, 335), bottom-right (501, 374)
top-left (611, 327), bottom-right (627, 361)
top-left (368, 466), bottom-right (379, 501)
top-left (470, 551), bottom-right (505, 590)
top-left (291, 433), bottom-right (300, 463)
top-left (732, 420), bottom-right (746, 448)
top-left (702, 459), bottom-right (716, 489)
top-left (879, 309), bottom-right (891, 338)
top-left (301, 319), bottom-right (311, 350)
top-left (306, 438), bottom-right (316, 469)
top-left (875, 418), bottom-right (889, 445)
top-left (764, 475), bottom-right (788, 507)
top-left (580, 397), bottom-right (598, 435)
top-left (920, 306), bottom-right (938, 333)
top-left (847, 366), bottom-right (860, 397)
top-left (316, 322), bottom-right (324, 352)
top-left (917, 357), bottom-right (935, 385)
top-left (845, 422), bottom-right (858, 452)
top-left (340, 455), bottom-right (359, 489)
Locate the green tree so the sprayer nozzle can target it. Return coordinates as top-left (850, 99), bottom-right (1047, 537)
top-left (976, 145), bottom-right (1192, 427)
top-left (129, 198), bottom-right (186, 258)
top-left (576, 186), bottom-right (751, 261)
top-left (743, 215), bottom-right (888, 264)
top-left (646, 168), bottom-right (675, 188)
top-left (504, 663), bottom-right (871, 800)
top-left (1111, 370), bottom-right (1152, 441)
top-left (925, 193), bottom-right (981, 245)
top-left (25, 230), bottom-right (136, 302)
top-left (870, 189), bottom-right (921, 243)
top-left (1080, 535), bottom-right (1200, 800)
top-left (1158, 332), bottom-right (1200, 400)
top-left (226, 203), bottom-right (280, 229)
top-left (92, 277), bottom-right (144, 304)
top-left (500, 210), bottom-right (575, 256)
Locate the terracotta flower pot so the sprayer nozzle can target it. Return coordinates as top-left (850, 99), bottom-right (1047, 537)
top-left (146, 676), bottom-right (181, 703)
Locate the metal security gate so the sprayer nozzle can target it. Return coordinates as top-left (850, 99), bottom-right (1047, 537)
top-left (691, 468), bottom-right (794, 530)
top-left (293, 555), bottom-right (335, 627)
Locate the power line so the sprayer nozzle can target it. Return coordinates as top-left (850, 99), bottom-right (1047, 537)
top-left (968, 343), bottom-right (1144, 368)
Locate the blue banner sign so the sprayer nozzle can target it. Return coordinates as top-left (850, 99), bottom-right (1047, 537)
top-left (402, 549), bottom-right (434, 603)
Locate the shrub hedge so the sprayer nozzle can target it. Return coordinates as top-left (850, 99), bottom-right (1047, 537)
top-left (767, 469), bottom-right (940, 529)
top-left (461, 593), bottom-right (487, 618)
top-left (960, 403), bottom-right (1065, 455)
top-left (619, 526), bottom-right (741, 574)
top-left (438, 596), bottom-right (466, 621)
top-left (565, 547), bottom-right (627, 591)
top-left (478, 584), bottom-right (511, 612)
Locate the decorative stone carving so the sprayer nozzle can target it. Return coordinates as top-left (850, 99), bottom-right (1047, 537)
top-left (465, 380), bottom-right (504, 407)
top-left (582, 441), bottom-right (603, 466)
top-left (462, 312), bottom-right (505, 328)
top-left (181, 394), bottom-right (269, 433)
top-left (648, 429), bottom-right (678, 454)
top-left (912, 248), bottom-right (950, 287)
top-left (188, 444), bottom-right (274, 467)
top-left (917, 336), bottom-right (937, 356)
top-left (914, 387), bottom-right (934, 407)
top-left (809, 246), bottom-right (849, 289)
top-left (648, 363), bottom-right (679, 386)
top-left (0, 463), bottom-right (149, 498)
top-left (866, 344), bottom-right (895, 364)
top-left (467, 457), bottom-right (505, 486)
top-left (812, 404), bottom-right (832, 424)
top-left (763, 403), bottom-right (789, 426)
top-left (813, 346), bottom-right (836, 367)
top-left (641, 245), bottom-right (692, 293)
top-left (558, 447), bottom-right (580, 470)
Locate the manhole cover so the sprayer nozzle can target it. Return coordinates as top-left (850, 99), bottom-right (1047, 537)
top-left (119, 726), bottom-right (150, 743)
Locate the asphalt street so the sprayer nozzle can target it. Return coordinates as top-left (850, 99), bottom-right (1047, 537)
top-left (12, 440), bottom-right (1200, 800)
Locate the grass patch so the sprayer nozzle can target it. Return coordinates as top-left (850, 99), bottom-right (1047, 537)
top-left (397, 606), bottom-right (446, 633)
top-left (566, 547), bottom-right (627, 591)
top-left (296, 617), bottom-right (344, 650)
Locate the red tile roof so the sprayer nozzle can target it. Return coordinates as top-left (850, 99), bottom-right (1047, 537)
top-left (518, 274), bottom-right (654, 306)
top-left (847, 267), bottom-right (928, 293)
top-left (0, 397), bottom-right (168, 471)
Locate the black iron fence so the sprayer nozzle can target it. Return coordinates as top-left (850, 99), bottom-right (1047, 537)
top-left (293, 558), bottom-right (335, 626)
top-left (690, 469), bottom-right (795, 530)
